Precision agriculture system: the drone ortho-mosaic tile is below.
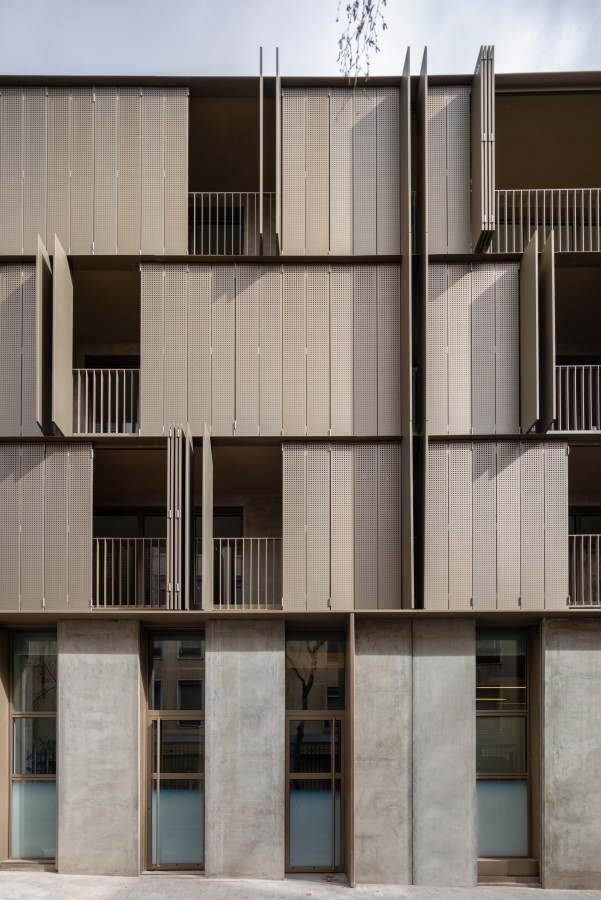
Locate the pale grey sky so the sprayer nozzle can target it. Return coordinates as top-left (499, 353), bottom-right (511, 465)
top-left (0, 0), bottom-right (599, 77)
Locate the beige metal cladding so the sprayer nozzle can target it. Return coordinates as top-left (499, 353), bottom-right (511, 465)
top-left (0, 442), bottom-right (93, 611)
top-left (52, 235), bottom-right (73, 436)
top-left (166, 424), bottom-right (194, 610)
top-left (282, 443), bottom-right (402, 611)
top-left (0, 266), bottom-right (30, 436)
top-left (201, 425), bottom-right (213, 610)
top-left (427, 85), bottom-right (471, 254)
top-left (0, 86), bottom-right (188, 255)
top-left (471, 46), bottom-right (495, 253)
top-left (281, 87), bottom-right (400, 254)
top-left (424, 440), bottom-right (568, 610)
top-left (539, 232), bottom-right (556, 433)
top-left (520, 233), bottom-right (539, 434)
top-left (427, 263), bottom-right (519, 435)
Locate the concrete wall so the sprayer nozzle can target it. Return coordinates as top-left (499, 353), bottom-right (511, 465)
top-left (354, 619), bottom-right (412, 884)
top-left (205, 620), bottom-right (285, 878)
top-left (542, 618), bottom-right (601, 889)
top-left (412, 619), bottom-right (476, 886)
top-left (57, 621), bottom-right (140, 875)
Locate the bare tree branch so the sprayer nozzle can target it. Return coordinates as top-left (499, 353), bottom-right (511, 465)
top-left (336, 0), bottom-right (388, 82)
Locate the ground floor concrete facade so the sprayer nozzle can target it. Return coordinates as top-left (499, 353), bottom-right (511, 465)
top-left (0, 615), bottom-right (600, 889)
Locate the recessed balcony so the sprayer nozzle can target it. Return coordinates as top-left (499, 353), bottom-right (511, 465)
top-left (188, 192), bottom-right (276, 256)
top-left (491, 188), bottom-right (601, 253)
top-left (73, 368), bottom-right (140, 435)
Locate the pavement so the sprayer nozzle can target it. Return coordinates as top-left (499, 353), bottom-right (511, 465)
top-left (0, 872), bottom-right (601, 900)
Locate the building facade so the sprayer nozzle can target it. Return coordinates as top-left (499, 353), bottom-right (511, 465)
top-left (0, 46), bottom-right (600, 888)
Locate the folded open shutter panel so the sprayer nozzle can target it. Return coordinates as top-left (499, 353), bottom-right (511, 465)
top-left (0, 266), bottom-right (23, 437)
top-left (52, 235), bottom-right (73, 437)
top-left (35, 238), bottom-right (53, 435)
top-left (539, 232), bottom-right (556, 432)
top-left (520, 233), bottom-right (539, 434)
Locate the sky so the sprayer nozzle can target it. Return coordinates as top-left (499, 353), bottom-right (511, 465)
top-left (0, 0), bottom-right (600, 77)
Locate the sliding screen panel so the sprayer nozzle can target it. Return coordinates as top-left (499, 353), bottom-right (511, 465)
top-left (183, 427), bottom-right (194, 609)
top-left (519, 233), bottom-right (539, 434)
top-left (496, 442), bottom-right (521, 610)
top-left (70, 88), bottom-right (94, 254)
top-left (544, 442), bottom-right (568, 610)
top-left (281, 89), bottom-right (306, 255)
top-left (141, 89), bottom-right (165, 255)
top-left (353, 267), bottom-right (377, 436)
top-left (330, 445), bottom-right (354, 610)
top-left (0, 445), bottom-right (20, 610)
top-left (211, 265), bottom-right (235, 436)
top-left (259, 267), bottom-right (282, 435)
top-left (235, 266), bottom-right (260, 436)
top-left (20, 443), bottom-right (45, 610)
top-left (93, 88), bottom-right (118, 254)
top-left (67, 442), bottom-right (93, 610)
top-left (378, 266), bottom-right (401, 435)
top-left (306, 266), bottom-right (330, 436)
top-left (21, 266), bottom-right (39, 437)
top-left (424, 441), bottom-right (449, 610)
top-left (330, 89), bottom-right (353, 255)
top-left (0, 88), bottom-right (23, 254)
top-left (47, 89), bottom-right (70, 253)
top-left (283, 444), bottom-right (307, 611)
top-left (330, 266), bottom-right (353, 436)
top-left (353, 90), bottom-right (377, 254)
top-left (471, 48), bottom-right (486, 253)
top-left (201, 427), bottom-right (213, 610)
top-left (472, 442), bottom-right (496, 609)
top-left (426, 86), bottom-right (446, 254)
top-left (447, 265), bottom-right (471, 434)
top-left (306, 445), bottom-right (330, 611)
top-left (539, 232), bottom-right (556, 433)
top-left (378, 444), bottom-right (402, 609)
top-left (376, 88), bottom-right (400, 254)
top-left (0, 266), bottom-right (23, 436)
top-left (354, 445), bottom-right (378, 609)
top-left (446, 86), bottom-right (471, 253)
top-left (23, 88), bottom-right (47, 255)
top-left (44, 444), bottom-right (69, 610)
top-left (188, 267), bottom-right (212, 436)
top-left (275, 71), bottom-right (282, 253)
top-left (35, 238), bottom-right (52, 435)
top-left (495, 263), bottom-right (520, 434)
top-left (163, 266), bottom-right (188, 428)
top-left (471, 264), bottom-right (495, 435)
top-left (448, 443), bottom-right (472, 610)
top-left (305, 90), bottom-right (329, 255)
top-left (117, 87), bottom-right (141, 254)
top-left (282, 267), bottom-right (306, 436)
top-left (51, 236), bottom-right (73, 437)
top-left (520, 443), bottom-right (545, 610)
top-left (427, 265), bottom-right (448, 434)
top-left (140, 265), bottom-right (164, 436)
top-left (164, 88), bottom-right (189, 255)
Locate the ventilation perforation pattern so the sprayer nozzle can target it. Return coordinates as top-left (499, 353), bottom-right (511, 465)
top-left (23, 88), bottom-right (47, 255)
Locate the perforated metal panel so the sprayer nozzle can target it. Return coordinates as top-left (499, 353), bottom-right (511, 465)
top-left (211, 264), bottom-right (235, 435)
top-left (424, 441), bottom-right (448, 609)
top-left (259, 267), bottom-right (282, 435)
top-left (306, 444), bottom-right (330, 610)
top-left (282, 267), bottom-right (306, 436)
top-left (496, 442), bottom-right (521, 610)
top-left (281, 89), bottom-right (306, 255)
top-left (0, 267), bottom-right (23, 436)
top-left (376, 88), bottom-right (400, 254)
top-left (164, 266), bottom-right (188, 428)
top-left (44, 443), bottom-right (68, 610)
top-left (283, 444), bottom-right (306, 610)
top-left (35, 237), bottom-right (52, 436)
top-left (23, 89), bottom-right (47, 254)
top-left (353, 267), bottom-right (377, 435)
top-left (472, 442), bottom-right (496, 609)
top-left (164, 88), bottom-right (188, 255)
top-left (330, 444), bottom-right (354, 610)
top-left (539, 233), bottom-right (556, 432)
top-left (354, 444), bottom-right (378, 609)
top-left (20, 443), bottom-right (44, 609)
top-left (306, 266), bottom-right (329, 436)
top-left (448, 265), bottom-right (471, 434)
top-left (520, 234), bottom-right (539, 434)
top-left (70, 88), bottom-right (94, 254)
top-left (235, 265), bottom-right (260, 435)
top-left (353, 90), bottom-right (377, 254)
top-left (427, 265), bottom-right (448, 434)
top-left (471, 49), bottom-right (485, 253)
top-left (448, 442), bottom-right (472, 609)
top-left (201, 426), bottom-right (213, 609)
top-left (117, 88), bottom-right (141, 254)
top-left (188, 266), bottom-right (212, 436)
top-left (495, 263), bottom-right (520, 434)
top-left (140, 265), bottom-right (164, 436)
top-left (544, 442), bottom-right (568, 610)
top-left (305, 90), bottom-right (329, 255)
top-left (0, 445), bottom-right (20, 609)
top-left (426, 86), bottom-right (447, 255)
top-left (141, 89), bottom-right (165, 254)
top-left (446, 86), bottom-right (471, 253)
top-left (0, 88), bottom-right (23, 254)
top-left (68, 442), bottom-right (92, 609)
top-left (377, 444), bottom-right (402, 609)
top-left (377, 265), bottom-right (401, 435)
top-left (330, 89), bottom-right (353, 255)
top-left (330, 266), bottom-right (353, 435)
top-left (520, 442), bottom-right (545, 610)
top-left (52, 236), bottom-right (73, 437)
top-left (20, 266), bottom-right (38, 437)
top-left (93, 88), bottom-right (118, 254)
top-left (471, 264), bottom-right (495, 434)
top-left (47, 88), bottom-right (71, 252)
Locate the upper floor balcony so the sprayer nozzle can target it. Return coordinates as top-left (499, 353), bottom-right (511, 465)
top-left (491, 188), bottom-right (601, 254)
top-left (188, 192), bottom-right (276, 256)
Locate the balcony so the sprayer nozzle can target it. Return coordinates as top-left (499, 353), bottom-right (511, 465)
top-left (491, 188), bottom-right (601, 253)
top-left (188, 192), bottom-right (277, 256)
top-left (569, 534), bottom-right (601, 607)
top-left (92, 536), bottom-right (281, 610)
top-left (552, 365), bottom-right (601, 433)
top-left (74, 369), bottom-right (140, 435)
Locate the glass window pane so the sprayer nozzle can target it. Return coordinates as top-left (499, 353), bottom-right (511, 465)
top-left (160, 720), bottom-right (204, 774)
top-left (12, 634), bottom-right (57, 712)
top-left (477, 716), bottom-right (526, 774)
top-left (286, 632), bottom-right (345, 711)
top-left (289, 779), bottom-right (334, 868)
top-left (476, 630), bottom-right (527, 711)
top-left (290, 720), bottom-right (332, 775)
top-left (11, 781), bottom-right (56, 859)
top-left (152, 779), bottom-right (204, 865)
top-left (148, 632), bottom-right (205, 710)
top-left (13, 718), bottom-right (56, 775)
top-left (477, 779), bottom-right (528, 857)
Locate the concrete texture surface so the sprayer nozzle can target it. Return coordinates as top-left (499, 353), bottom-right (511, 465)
top-left (57, 621), bottom-right (141, 876)
top-left (354, 619), bottom-right (412, 885)
top-left (1, 871), bottom-right (601, 899)
top-left (542, 619), bottom-right (601, 890)
top-left (205, 620), bottom-right (285, 879)
top-left (412, 620), bottom-right (476, 886)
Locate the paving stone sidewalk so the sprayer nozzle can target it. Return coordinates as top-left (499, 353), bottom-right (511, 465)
top-left (1, 872), bottom-right (601, 900)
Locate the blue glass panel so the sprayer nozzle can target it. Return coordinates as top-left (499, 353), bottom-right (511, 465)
top-left (152, 780), bottom-right (204, 865)
top-left (290, 779), bottom-right (341, 868)
top-left (11, 781), bottom-right (56, 859)
top-left (477, 779), bottom-right (528, 857)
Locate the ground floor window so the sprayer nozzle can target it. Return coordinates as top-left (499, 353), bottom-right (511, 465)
top-left (10, 633), bottom-right (57, 859)
top-left (147, 631), bottom-right (204, 869)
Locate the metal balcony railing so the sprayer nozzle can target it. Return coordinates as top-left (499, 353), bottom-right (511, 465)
top-left (569, 534), bottom-right (601, 607)
top-left (93, 538), bottom-right (166, 608)
top-left (553, 365), bottom-right (601, 432)
top-left (213, 537), bottom-right (282, 610)
top-left (74, 369), bottom-right (140, 435)
top-left (188, 192), bottom-right (277, 256)
top-left (491, 188), bottom-right (601, 253)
